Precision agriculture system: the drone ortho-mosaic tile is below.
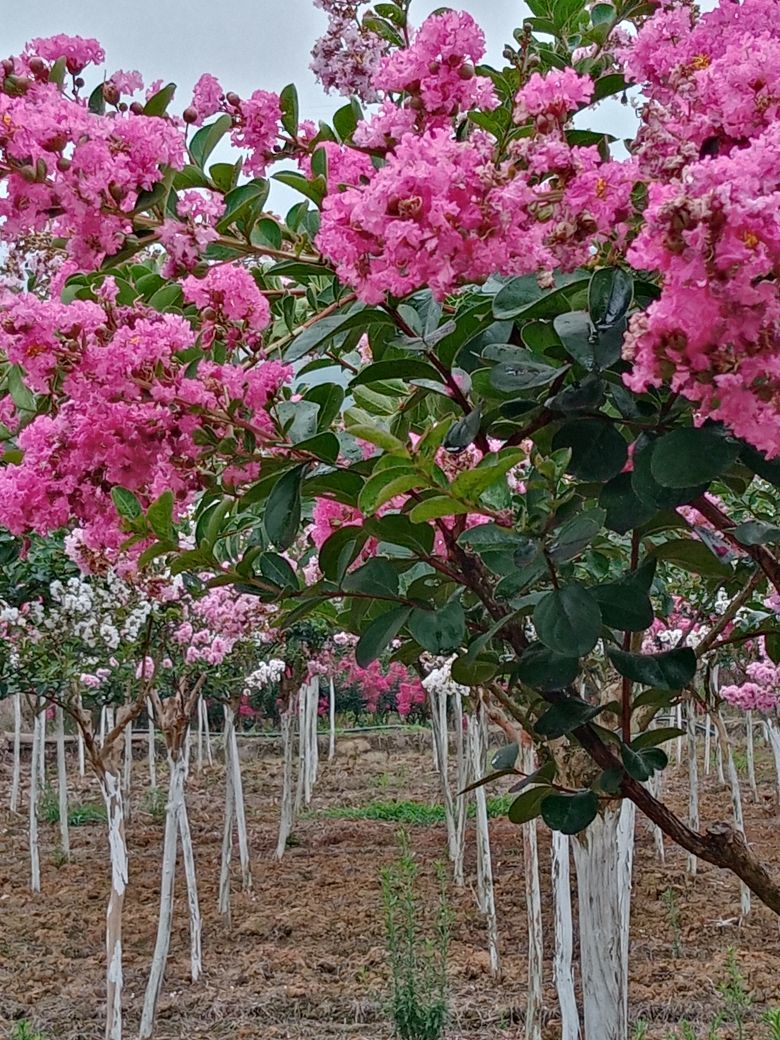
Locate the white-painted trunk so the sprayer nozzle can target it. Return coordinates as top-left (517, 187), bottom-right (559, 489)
top-left (452, 689), bottom-right (467, 887)
top-left (714, 713), bottom-right (750, 918)
top-left (203, 697), bottom-right (213, 767)
top-left (101, 771), bottom-right (127, 1040)
top-left (716, 728), bottom-right (726, 786)
top-left (745, 712), bottom-right (758, 803)
top-left (572, 804), bottom-right (634, 1040)
top-left (521, 749), bottom-right (543, 1040)
top-left (139, 754), bottom-right (184, 1039)
top-left (77, 695), bottom-right (86, 778)
top-left (37, 707), bottom-right (46, 788)
top-left (468, 709), bottom-right (500, 976)
top-left (767, 718), bottom-right (780, 805)
top-left (197, 694), bottom-right (204, 774)
top-left (218, 740), bottom-right (235, 921)
top-left (429, 683), bottom-right (459, 874)
top-left (146, 699), bottom-right (156, 789)
top-left (177, 784), bottom-right (202, 981)
top-left (304, 676), bottom-right (319, 806)
top-left (551, 832), bottom-right (581, 1040)
top-left (704, 713), bottom-right (712, 777)
top-left (328, 676), bottom-right (336, 761)
top-left (122, 719), bottom-right (132, 822)
top-left (675, 703), bottom-right (683, 767)
top-left (295, 685), bottom-right (306, 813)
top-left (56, 705), bottom-right (70, 859)
top-left (100, 704), bottom-right (107, 745)
top-left (229, 716), bottom-right (251, 890)
top-left (686, 700), bottom-right (699, 878)
top-left (276, 708), bottom-right (295, 860)
top-left (10, 691), bottom-right (21, 813)
top-left (29, 705), bottom-right (41, 893)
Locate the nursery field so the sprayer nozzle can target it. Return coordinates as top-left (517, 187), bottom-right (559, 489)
top-left (1, 732), bottom-right (779, 1040)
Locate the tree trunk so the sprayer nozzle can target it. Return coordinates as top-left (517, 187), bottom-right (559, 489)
top-left (146, 698), bottom-right (156, 789)
top-left (521, 747), bottom-right (543, 1040)
top-left (202, 697), bottom-right (213, 767)
top-left (767, 718), bottom-right (780, 805)
top-left (37, 706), bottom-right (46, 788)
top-left (139, 753), bottom-right (185, 1039)
top-left (177, 783), bottom-right (202, 981)
top-left (228, 714), bottom-right (251, 890)
top-left (704, 713), bottom-right (712, 777)
top-left (101, 770), bottom-right (127, 1040)
top-left (196, 694), bottom-right (204, 773)
top-left (29, 703), bottom-right (41, 893)
top-left (468, 708), bottom-right (500, 977)
top-left (328, 676), bottom-right (336, 761)
top-left (122, 719), bottom-right (132, 823)
top-left (572, 803), bottom-right (634, 1040)
top-left (56, 705), bottom-right (70, 859)
top-left (686, 699), bottom-right (699, 878)
top-left (77, 694), bottom-right (86, 778)
top-left (218, 736), bottom-right (235, 921)
top-left (551, 831), bottom-right (581, 1040)
top-left (276, 706), bottom-right (295, 860)
top-left (295, 684), bottom-right (306, 813)
top-left (746, 712), bottom-right (758, 803)
top-left (10, 691), bottom-right (21, 813)
top-left (452, 689), bottom-right (467, 887)
top-left (713, 712), bottom-right (751, 918)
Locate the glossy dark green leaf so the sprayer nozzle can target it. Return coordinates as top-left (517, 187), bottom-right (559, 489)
top-left (650, 428), bottom-right (739, 488)
top-left (279, 83), bottom-right (299, 136)
top-left (631, 441), bottom-right (708, 508)
top-left (364, 513), bottom-right (434, 556)
top-left (319, 525), bottom-right (367, 582)
top-left (533, 585), bottom-right (602, 656)
top-left (444, 408), bottom-right (482, 451)
top-left (143, 82), bottom-right (176, 117)
top-left (355, 606), bottom-right (411, 667)
top-left (733, 521), bottom-right (780, 546)
top-left (111, 487), bottom-right (142, 521)
top-left (592, 580), bottom-right (654, 631)
top-left (491, 743), bottom-right (520, 770)
top-left (491, 356), bottom-right (562, 391)
top-left (549, 507), bottom-right (606, 563)
top-left (651, 537), bottom-right (732, 579)
top-left (621, 744), bottom-right (668, 781)
top-left (264, 466), bottom-right (305, 550)
top-left (491, 275), bottom-right (543, 320)
top-left (258, 552), bottom-right (298, 590)
top-left (189, 114), bottom-right (232, 168)
top-left (589, 267), bottom-right (633, 329)
top-left (552, 419), bottom-right (628, 482)
top-left (541, 790), bottom-right (599, 834)
top-left (631, 727), bottom-right (684, 751)
top-left (599, 473), bottom-right (656, 534)
top-left (409, 599), bottom-right (466, 654)
top-left (508, 785), bottom-right (553, 825)
top-left (553, 311), bottom-right (594, 369)
top-left (147, 491), bottom-right (175, 542)
top-left (342, 557), bottom-right (399, 599)
top-left (515, 644), bottom-right (580, 691)
top-left (535, 697), bottom-right (603, 739)
top-left (608, 646), bottom-right (696, 690)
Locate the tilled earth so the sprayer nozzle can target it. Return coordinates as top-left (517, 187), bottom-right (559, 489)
top-left (1, 729), bottom-right (779, 1039)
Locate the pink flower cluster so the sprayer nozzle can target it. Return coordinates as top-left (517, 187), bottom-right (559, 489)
top-left (174, 584), bottom-right (271, 666)
top-left (189, 74), bottom-right (280, 177)
top-left (310, 0), bottom-right (387, 102)
top-left (721, 656), bottom-right (780, 714)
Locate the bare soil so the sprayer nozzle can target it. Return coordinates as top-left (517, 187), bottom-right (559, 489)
top-left (1, 730), bottom-right (779, 1040)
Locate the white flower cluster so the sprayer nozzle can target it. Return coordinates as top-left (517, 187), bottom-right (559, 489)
top-left (243, 659), bottom-right (286, 696)
top-left (421, 655), bottom-right (469, 699)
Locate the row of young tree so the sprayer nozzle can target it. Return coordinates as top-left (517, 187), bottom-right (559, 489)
top-left (0, 0), bottom-right (778, 1036)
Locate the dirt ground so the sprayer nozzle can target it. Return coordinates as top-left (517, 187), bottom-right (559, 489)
top-left (1, 729), bottom-right (779, 1040)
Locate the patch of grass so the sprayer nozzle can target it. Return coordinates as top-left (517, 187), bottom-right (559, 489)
top-left (39, 787), bottom-right (106, 826)
top-left (319, 796), bottom-right (513, 826)
top-left (140, 786), bottom-right (167, 822)
top-left (10, 1022), bottom-right (47, 1040)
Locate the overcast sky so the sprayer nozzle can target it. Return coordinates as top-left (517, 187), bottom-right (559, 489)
top-left (5, 1), bottom-right (639, 208)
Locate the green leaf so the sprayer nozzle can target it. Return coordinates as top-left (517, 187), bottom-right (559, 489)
top-left (147, 490), bottom-right (176, 542)
top-left (631, 441), bottom-right (708, 509)
top-left (408, 496), bottom-right (470, 523)
top-left (491, 275), bottom-right (543, 320)
top-left (588, 267), bottom-right (633, 329)
top-left (515, 645), bottom-right (580, 691)
top-left (258, 552), bottom-right (298, 589)
top-left (342, 558), bottom-right (399, 599)
top-left (333, 98), bottom-right (362, 141)
top-left (491, 743), bottom-right (519, 770)
top-left (608, 646), bottom-right (696, 690)
top-left (350, 359), bottom-right (442, 389)
top-left (364, 513), bottom-right (434, 556)
top-left (7, 365), bottom-right (36, 413)
top-left (549, 507), bottom-right (606, 563)
top-left (409, 599), bottom-right (466, 654)
top-left (264, 466), bottom-right (304, 550)
top-left (541, 790), bottom-right (599, 834)
top-left (491, 356), bottom-right (562, 391)
top-left (272, 170), bottom-right (326, 207)
top-left (444, 408), bottom-right (482, 451)
top-left (450, 452), bottom-right (525, 500)
top-left (111, 487), bottom-right (142, 522)
top-left (355, 606), bottom-right (412, 667)
top-left (599, 473), bottom-right (656, 534)
top-left (536, 697), bottom-right (603, 739)
top-left (319, 525), bottom-right (366, 582)
top-left (533, 585), bottom-right (602, 657)
top-left (217, 179), bottom-right (270, 232)
top-left (189, 114), bottom-right (232, 168)
top-left (553, 311), bottom-right (594, 369)
top-left (592, 73), bottom-right (627, 102)
top-left (621, 744), bottom-right (668, 781)
top-left (143, 82), bottom-right (177, 117)
top-left (651, 538), bottom-right (732, 579)
top-left (650, 428), bottom-right (739, 488)
top-left (279, 83), bottom-right (299, 136)
top-left (592, 580), bottom-right (654, 631)
top-left (294, 431), bottom-right (341, 464)
top-left (733, 521), bottom-right (780, 546)
top-left (552, 419), bottom-right (627, 482)
top-left (631, 727), bottom-right (684, 751)
top-left (359, 467), bottom-right (420, 516)
top-left (508, 785), bottom-right (553, 825)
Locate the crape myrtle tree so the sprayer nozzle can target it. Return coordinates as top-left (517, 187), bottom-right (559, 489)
top-left (0, 0), bottom-right (779, 1033)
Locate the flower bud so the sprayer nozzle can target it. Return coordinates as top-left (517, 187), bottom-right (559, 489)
top-left (225, 91), bottom-right (241, 108)
top-left (27, 57), bottom-right (46, 77)
top-left (458, 62), bottom-right (475, 80)
top-left (74, 76), bottom-right (85, 88)
top-left (130, 101), bottom-right (144, 115)
top-left (183, 106), bottom-right (199, 124)
top-left (102, 81), bottom-right (120, 105)
top-left (56, 156), bottom-right (72, 173)
top-left (19, 164), bottom-right (36, 182)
